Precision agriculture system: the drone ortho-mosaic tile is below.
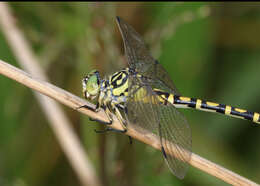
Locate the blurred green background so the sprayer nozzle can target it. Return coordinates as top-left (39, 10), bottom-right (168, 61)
top-left (0, 2), bottom-right (260, 186)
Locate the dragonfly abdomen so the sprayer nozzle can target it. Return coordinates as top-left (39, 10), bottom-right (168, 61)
top-left (154, 89), bottom-right (260, 124)
top-left (173, 95), bottom-right (260, 124)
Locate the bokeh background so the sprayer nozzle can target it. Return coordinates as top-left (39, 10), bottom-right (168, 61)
top-left (0, 2), bottom-right (260, 186)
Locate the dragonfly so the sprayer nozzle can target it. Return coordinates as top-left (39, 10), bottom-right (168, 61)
top-left (79, 16), bottom-right (260, 179)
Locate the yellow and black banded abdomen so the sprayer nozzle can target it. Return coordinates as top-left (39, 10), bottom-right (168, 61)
top-left (154, 89), bottom-right (260, 124)
top-left (174, 95), bottom-right (260, 124)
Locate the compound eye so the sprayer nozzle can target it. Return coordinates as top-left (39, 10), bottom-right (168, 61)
top-left (86, 75), bottom-right (99, 95)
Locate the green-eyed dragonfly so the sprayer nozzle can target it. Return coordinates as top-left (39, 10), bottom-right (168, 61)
top-left (79, 16), bottom-right (259, 179)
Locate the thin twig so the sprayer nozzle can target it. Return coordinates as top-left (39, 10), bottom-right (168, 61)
top-left (0, 59), bottom-right (258, 186)
top-left (0, 3), bottom-right (100, 186)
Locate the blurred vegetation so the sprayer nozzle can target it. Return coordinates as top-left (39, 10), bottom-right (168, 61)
top-left (0, 2), bottom-right (260, 186)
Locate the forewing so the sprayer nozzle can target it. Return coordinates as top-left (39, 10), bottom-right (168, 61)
top-left (117, 16), bottom-right (191, 178)
top-left (125, 76), bottom-right (192, 179)
top-left (116, 16), bottom-right (180, 95)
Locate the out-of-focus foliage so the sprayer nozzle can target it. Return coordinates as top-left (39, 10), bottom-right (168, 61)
top-left (0, 2), bottom-right (260, 186)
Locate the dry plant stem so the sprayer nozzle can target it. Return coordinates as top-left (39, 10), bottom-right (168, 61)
top-left (0, 3), bottom-right (100, 186)
top-left (0, 3), bottom-right (258, 186)
top-left (0, 59), bottom-right (259, 186)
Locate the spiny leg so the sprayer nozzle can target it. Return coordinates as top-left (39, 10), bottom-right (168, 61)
top-left (111, 102), bottom-right (128, 133)
top-left (77, 103), bottom-right (113, 125)
top-left (78, 100), bottom-right (131, 142)
top-left (94, 103), bottom-right (128, 133)
top-left (93, 101), bottom-right (126, 133)
top-left (112, 103), bottom-right (133, 144)
top-left (89, 105), bottom-right (114, 125)
top-left (76, 102), bottom-right (99, 112)
top-left (128, 136), bottom-right (133, 144)
top-left (94, 127), bottom-right (126, 134)
top-left (89, 117), bottom-right (112, 125)
top-left (94, 128), bottom-right (133, 144)
top-left (93, 104), bottom-right (119, 133)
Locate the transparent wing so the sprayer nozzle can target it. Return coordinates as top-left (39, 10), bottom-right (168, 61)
top-left (116, 16), bottom-right (180, 95)
top-left (158, 101), bottom-right (192, 179)
top-left (117, 16), bottom-right (191, 178)
top-left (125, 76), bottom-right (192, 179)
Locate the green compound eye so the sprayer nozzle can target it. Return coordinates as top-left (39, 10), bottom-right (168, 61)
top-left (86, 74), bottom-right (99, 95)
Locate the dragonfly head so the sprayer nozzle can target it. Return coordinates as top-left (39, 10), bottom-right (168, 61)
top-left (82, 70), bottom-right (101, 100)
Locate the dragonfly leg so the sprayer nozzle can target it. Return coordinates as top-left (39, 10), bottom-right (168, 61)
top-left (77, 102), bottom-right (113, 125)
top-left (94, 128), bottom-right (133, 144)
top-left (76, 102), bottom-right (100, 112)
top-left (94, 103), bottom-right (128, 133)
top-left (88, 104), bottom-right (114, 125)
top-left (89, 117), bottom-right (112, 125)
top-left (94, 127), bottom-right (126, 133)
top-left (94, 128), bottom-right (132, 144)
top-left (111, 103), bottom-right (128, 133)
top-left (128, 136), bottom-right (133, 144)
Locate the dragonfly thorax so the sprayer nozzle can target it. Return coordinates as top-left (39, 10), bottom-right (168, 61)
top-left (82, 68), bottom-right (130, 104)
